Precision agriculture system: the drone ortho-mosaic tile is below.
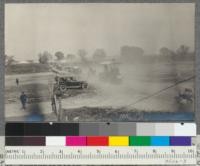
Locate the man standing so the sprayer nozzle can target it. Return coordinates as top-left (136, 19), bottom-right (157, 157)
top-left (16, 78), bottom-right (19, 86)
top-left (20, 92), bottom-right (28, 109)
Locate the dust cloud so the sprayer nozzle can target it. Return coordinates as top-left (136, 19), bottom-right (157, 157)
top-left (61, 61), bottom-right (193, 112)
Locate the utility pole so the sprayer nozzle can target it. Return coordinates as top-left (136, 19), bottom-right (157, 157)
top-left (58, 96), bottom-right (63, 122)
top-left (51, 95), bottom-right (57, 115)
top-left (50, 77), bottom-right (66, 122)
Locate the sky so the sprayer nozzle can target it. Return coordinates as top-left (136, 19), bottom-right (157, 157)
top-left (5, 3), bottom-right (195, 61)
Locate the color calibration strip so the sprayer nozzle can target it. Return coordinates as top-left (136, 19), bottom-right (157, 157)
top-left (6, 136), bottom-right (192, 146)
top-left (6, 123), bottom-right (196, 136)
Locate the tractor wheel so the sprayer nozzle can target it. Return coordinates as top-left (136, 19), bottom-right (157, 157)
top-left (82, 83), bottom-right (87, 89)
top-left (60, 85), bottom-right (67, 92)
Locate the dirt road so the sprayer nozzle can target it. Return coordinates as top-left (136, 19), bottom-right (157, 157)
top-left (5, 61), bottom-right (194, 121)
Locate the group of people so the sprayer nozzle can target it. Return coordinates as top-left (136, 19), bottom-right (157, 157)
top-left (16, 78), bottom-right (28, 109)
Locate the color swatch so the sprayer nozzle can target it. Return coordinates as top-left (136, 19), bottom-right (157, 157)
top-left (129, 136), bottom-right (151, 146)
top-left (151, 136), bottom-right (170, 146)
top-left (170, 136), bottom-right (191, 146)
top-left (87, 136), bottom-right (108, 146)
top-left (66, 136), bottom-right (87, 146)
top-left (109, 136), bottom-right (129, 146)
top-left (46, 136), bottom-right (66, 146)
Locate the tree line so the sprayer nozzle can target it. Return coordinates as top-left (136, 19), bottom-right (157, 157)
top-left (38, 44), bottom-right (194, 64)
top-left (38, 48), bottom-right (107, 64)
top-left (4, 44), bottom-right (194, 67)
top-left (159, 45), bottom-right (194, 60)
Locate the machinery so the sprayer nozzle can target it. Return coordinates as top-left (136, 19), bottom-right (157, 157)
top-left (175, 88), bottom-right (193, 105)
top-left (99, 61), bottom-right (122, 84)
top-left (54, 76), bottom-right (88, 93)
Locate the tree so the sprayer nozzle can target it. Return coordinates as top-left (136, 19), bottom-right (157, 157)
top-left (159, 47), bottom-right (171, 56)
top-left (78, 49), bottom-right (87, 58)
top-left (93, 49), bottom-right (107, 63)
top-left (38, 51), bottom-right (52, 64)
top-left (120, 46), bottom-right (144, 62)
top-left (67, 54), bottom-right (76, 60)
top-left (78, 49), bottom-right (88, 64)
top-left (5, 55), bottom-right (15, 67)
top-left (55, 51), bottom-right (65, 60)
top-left (176, 45), bottom-right (190, 57)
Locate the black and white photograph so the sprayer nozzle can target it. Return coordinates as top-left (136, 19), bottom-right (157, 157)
top-left (5, 3), bottom-right (195, 122)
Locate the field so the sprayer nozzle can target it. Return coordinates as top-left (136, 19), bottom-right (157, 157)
top-left (5, 60), bottom-right (195, 122)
